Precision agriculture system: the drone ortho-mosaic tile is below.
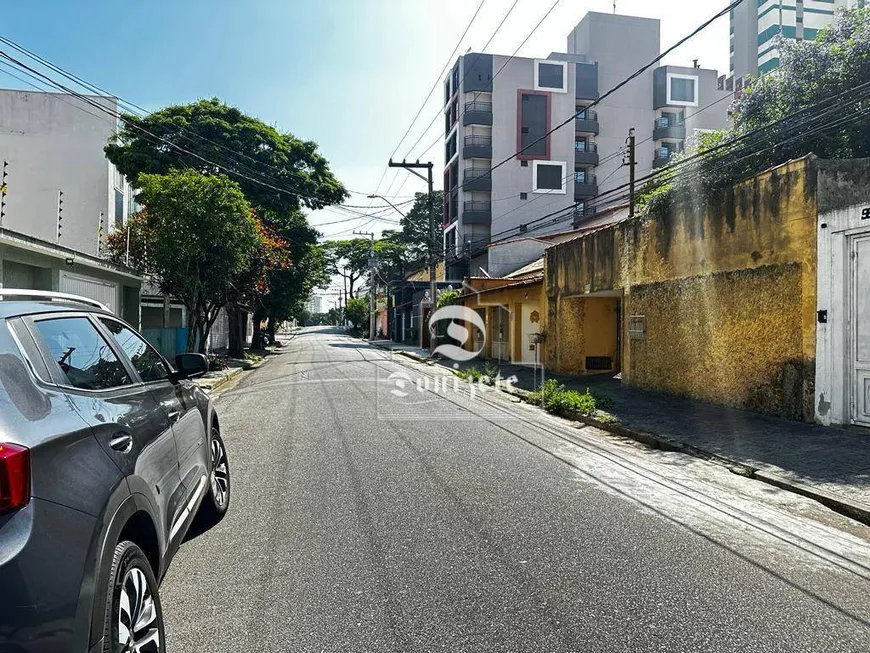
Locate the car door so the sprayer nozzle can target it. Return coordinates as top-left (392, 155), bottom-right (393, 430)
top-left (26, 313), bottom-right (186, 540)
top-left (97, 317), bottom-right (209, 495)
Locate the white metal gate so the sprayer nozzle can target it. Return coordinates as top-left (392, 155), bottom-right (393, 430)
top-left (852, 235), bottom-right (870, 426)
top-left (60, 272), bottom-right (118, 314)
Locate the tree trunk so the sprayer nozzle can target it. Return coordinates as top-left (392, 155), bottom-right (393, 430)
top-left (226, 302), bottom-right (246, 359)
top-left (251, 306), bottom-right (268, 350)
top-left (266, 316), bottom-right (277, 345)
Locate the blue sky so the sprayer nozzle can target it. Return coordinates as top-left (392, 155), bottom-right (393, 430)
top-left (1, 0), bottom-right (729, 307)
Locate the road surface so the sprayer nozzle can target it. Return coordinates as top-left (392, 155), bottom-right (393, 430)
top-left (161, 327), bottom-right (870, 652)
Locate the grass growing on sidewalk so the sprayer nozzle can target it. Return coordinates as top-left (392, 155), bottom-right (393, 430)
top-left (527, 379), bottom-right (613, 416)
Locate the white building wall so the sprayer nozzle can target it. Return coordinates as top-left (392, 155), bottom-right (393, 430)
top-left (0, 90), bottom-right (129, 256)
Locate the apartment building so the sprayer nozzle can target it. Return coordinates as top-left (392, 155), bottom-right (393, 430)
top-left (730, 0), bottom-right (863, 82)
top-left (443, 12), bottom-right (729, 278)
top-left (0, 89), bottom-right (141, 322)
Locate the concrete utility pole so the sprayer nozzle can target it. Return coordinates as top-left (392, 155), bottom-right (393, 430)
top-left (629, 129), bottom-right (636, 217)
top-left (388, 159), bottom-right (436, 353)
top-left (354, 229), bottom-right (377, 340)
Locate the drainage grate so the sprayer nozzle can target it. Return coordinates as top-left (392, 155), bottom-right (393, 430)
top-left (586, 356), bottom-right (612, 371)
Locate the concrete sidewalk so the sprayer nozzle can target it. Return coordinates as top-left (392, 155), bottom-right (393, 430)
top-left (435, 357), bottom-right (870, 521)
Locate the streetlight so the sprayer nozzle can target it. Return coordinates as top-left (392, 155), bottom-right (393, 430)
top-left (367, 194), bottom-right (407, 220)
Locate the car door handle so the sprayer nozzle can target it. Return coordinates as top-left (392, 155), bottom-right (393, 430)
top-left (167, 410), bottom-right (181, 423)
top-left (109, 433), bottom-right (133, 453)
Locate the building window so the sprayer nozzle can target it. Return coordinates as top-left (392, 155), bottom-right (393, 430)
top-left (666, 73), bottom-right (698, 106)
top-left (520, 160), bottom-right (529, 167)
top-left (532, 160), bottom-right (566, 194)
top-left (114, 189), bottom-right (124, 228)
top-left (534, 59), bottom-right (567, 93)
top-left (518, 92), bottom-right (548, 158)
top-left (520, 192), bottom-right (528, 200)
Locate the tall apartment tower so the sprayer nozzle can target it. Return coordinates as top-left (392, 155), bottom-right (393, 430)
top-left (442, 12), bottom-right (729, 278)
top-left (731, 0), bottom-right (863, 82)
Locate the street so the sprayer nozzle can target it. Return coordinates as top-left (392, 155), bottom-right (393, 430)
top-left (161, 327), bottom-right (870, 653)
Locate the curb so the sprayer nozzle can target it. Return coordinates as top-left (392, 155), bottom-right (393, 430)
top-left (195, 366), bottom-right (244, 392)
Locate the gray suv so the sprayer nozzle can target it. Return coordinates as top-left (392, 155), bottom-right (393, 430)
top-left (0, 291), bottom-right (231, 653)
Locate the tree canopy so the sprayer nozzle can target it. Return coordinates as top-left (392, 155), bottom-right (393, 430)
top-left (105, 98), bottom-right (347, 216)
top-left (105, 170), bottom-right (259, 352)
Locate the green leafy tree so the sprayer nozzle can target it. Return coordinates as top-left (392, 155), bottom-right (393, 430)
top-left (323, 239), bottom-right (372, 299)
top-left (104, 98), bottom-right (345, 354)
top-left (345, 297), bottom-right (369, 331)
top-left (388, 191), bottom-right (443, 270)
top-left (106, 170), bottom-right (259, 353)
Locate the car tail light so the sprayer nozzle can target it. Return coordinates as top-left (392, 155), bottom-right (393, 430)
top-left (0, 443), bottom-right (30, 514)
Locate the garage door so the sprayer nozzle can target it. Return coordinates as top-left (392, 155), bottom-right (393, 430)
top-left (59, 272), bottom-right (118, 313)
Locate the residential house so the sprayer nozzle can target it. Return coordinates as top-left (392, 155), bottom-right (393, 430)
top-left (0, 89), bottom-right (141, 321)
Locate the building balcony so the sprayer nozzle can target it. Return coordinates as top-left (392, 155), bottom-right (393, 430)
top-left (574, 172), bottom-right (598, 200)
top-left (575, 109), bottom-right (599, 135)
top-left (463, 167), bottom-right (492, 191)
top-left (574, 141), bottom-right (599, 166)
top-left (463, 101), bottom-right (493, 126)
top-left (653, 147), bottom-right (678, 169)
top-left (462, 201), bottom-right (492, 225)
top-left (573, 204), bottom-right (597, 227)
top-left (463, 134), bottom-right (492, 159)
top-left (653, 117), bottom-right (686, 141)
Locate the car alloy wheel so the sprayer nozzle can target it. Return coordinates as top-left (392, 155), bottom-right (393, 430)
top-left (210, 431), bottom-right (229, 510)
top-left (118, 567), bottom-right (160, 652)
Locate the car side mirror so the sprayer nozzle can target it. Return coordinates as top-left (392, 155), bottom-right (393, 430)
top-left (174, 353), bottom-right (208, 380)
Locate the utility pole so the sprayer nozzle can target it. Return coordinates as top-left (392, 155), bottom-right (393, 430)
top-left (388, 159), bottom-right (436, 353)
top-left (354, 229), bottom-right (376, 340)
top-left (629, 128), bottom-right (636, 217)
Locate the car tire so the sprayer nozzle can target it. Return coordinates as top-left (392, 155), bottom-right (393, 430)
top-left (195, 428), bottom-right (231, 527)
top-left (102, 540), bottom-right (165, 653)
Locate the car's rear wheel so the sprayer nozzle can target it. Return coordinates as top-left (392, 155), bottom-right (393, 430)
top-left (195, 428), bottom-right (230, 527)
top-left (102, 540), bottom-right (164, 653)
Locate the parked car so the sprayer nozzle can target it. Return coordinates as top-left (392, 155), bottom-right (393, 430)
top-left (0, 290), bottom-right (231, 653)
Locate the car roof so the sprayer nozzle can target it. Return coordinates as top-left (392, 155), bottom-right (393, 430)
top-left (0, 300), bottom-right (116, 320)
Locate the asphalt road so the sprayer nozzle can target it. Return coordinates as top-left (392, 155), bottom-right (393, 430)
top-left (161, 327), bottom-right (870, 652)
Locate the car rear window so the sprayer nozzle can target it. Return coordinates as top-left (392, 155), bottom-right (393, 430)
top-left (33, 317), bottom-right (132, 390)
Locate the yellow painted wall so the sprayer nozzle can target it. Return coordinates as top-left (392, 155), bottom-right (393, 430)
top-left (459, 281), bottom-right (543, 364)
top-left (545, 157), bottom-right (819, 420)
top-left (547, 296), bottom-right (618, 375)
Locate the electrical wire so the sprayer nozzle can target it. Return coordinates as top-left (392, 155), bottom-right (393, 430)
top-left (401, 0), bottom-right (525, 160)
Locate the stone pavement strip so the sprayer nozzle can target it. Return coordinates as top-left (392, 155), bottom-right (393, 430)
top-left (369, 338), bottom-right (870, 526)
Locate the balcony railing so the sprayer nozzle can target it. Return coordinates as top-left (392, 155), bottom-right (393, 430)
top-left (576, 108), bottom-right (598, 121)
top-left (463, 201), bottom-right (492, 212)
top-left (464, 135), bottom-right (492, 147)
top-left (655, 116), bottom-right (682, 129)
top-left (574, 141), bottom-right (598, 153)
top-left (465, 101), bottom-right (492, 113)
top-left (575, 171), bottom-right (597, 184)
top-left (653, 147), bottom-right (678, 168)
top-left (463, 167), bottom-right (491, 181)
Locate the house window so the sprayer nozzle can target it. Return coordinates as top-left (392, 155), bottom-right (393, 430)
top-left (520, 192), bottom-right (528, 200)
top-left (519, 92), bottom-right (548, 158)
top-left (532, 160), bottom-right (566, 194)
top-left (520, 160), bottom-right (529, 167)
top-left (534, 59), bottom-right (567, 93)
top-left (114, 189), bottom-right (124, 228)
top-left (667, 73), bottom-right (698, 106)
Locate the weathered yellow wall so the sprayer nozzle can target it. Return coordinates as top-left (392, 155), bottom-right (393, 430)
top-left (546, 296), bottom-right (618, 375)
top-left (545, 157), bottom-right (819, 420)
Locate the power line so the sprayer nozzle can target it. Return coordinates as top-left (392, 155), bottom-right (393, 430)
top-left (451, 0), bottom-right (744, 197)
top-left (0, 48), bottom-right (348, 214)
top-left (402, 0), bottom-right (525, 160)
top-left (372, 0), bottom-right (489, 202)
top-left (479, 82), bottom-right (870, 249)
